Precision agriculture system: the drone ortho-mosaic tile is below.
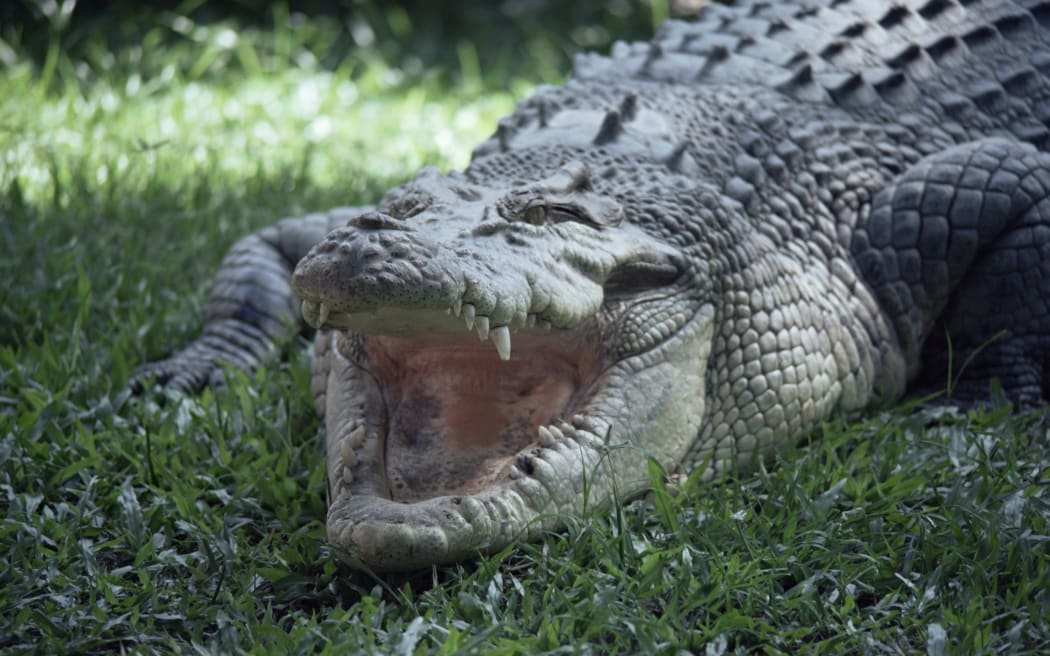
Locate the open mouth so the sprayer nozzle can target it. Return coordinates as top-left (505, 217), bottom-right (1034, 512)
top-left (304, 300), bottom-right (606, 503)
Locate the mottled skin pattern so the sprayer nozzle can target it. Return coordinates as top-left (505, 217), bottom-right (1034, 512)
top-left (138, 0), bottom-right (1050, 571)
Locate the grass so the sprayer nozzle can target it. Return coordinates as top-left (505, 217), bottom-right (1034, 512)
top-left (2, 3), bottom-right (1049, 654)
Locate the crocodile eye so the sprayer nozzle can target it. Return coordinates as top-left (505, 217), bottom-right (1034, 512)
top-left (522, 202), bottom-right (548, 225)
top-left (508, 194), bottom-right (619, 228)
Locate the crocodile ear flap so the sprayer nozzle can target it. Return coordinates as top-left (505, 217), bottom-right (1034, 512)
top-left (554, 192), bottom-right (625, 227)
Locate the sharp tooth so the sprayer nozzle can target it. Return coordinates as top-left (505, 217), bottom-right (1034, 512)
top-left (341, 466), bottom-right (354, 485)
top-left (537, 425), bottom-right (555, 446)
top-left (453, 299), bottom-right (463, 316)
top-left (318, 302), bottom-right (330, 327)
top-left (476, 315), bottom-right (490, 341)
top-left (348, 425), bottom-right (366, 448)
top-left (341, 437), bottom-right (358, 467)
top-left (526, 314), bottom-right (537, 328)
top-left (491, 325), bottom-right (511, 360)
top-left (463, 304), bottom-right (476, 330)
top-left (548, 425), bottom-right (565, 441)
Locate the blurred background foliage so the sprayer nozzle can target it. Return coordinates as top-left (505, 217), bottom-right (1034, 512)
top-left (0, 0), bottom-right (686, 92)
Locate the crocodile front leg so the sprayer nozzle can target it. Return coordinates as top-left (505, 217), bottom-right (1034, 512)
top-left (133, 206), bottom-right (373, 391)
top-left (851, 138), bottom-right (1050, 408)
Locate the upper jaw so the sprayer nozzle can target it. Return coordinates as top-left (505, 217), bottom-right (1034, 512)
top-left (289, 172), bottom-right (684, 348)
top-left (300, 300), bottom-right (561, 362)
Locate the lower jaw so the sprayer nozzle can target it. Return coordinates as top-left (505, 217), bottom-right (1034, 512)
top-left (326, 409), bottom-right (618, 571)
top-left (322, 329), bottom-right (623, 570)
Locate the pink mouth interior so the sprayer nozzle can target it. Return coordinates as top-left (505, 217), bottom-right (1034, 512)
top-left (364, 328), bottom-right (603, 501)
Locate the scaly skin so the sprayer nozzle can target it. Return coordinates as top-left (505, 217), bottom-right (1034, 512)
top-left (137, 0), bottom-right (1050, 571)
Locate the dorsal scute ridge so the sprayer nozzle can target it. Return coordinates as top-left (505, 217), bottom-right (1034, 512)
top-left (496, 121), bottom-right (513, 152)
top-left (593, 109), bottom-right (624, 145)
top-left (572, 0), bottom-right (1049, 113)
top-left (619, 92), bottom-right (639, 122)
top-left (473, 0), bottom-right (1050, 169)
top-left (666, 142), bottom-right (690, 173)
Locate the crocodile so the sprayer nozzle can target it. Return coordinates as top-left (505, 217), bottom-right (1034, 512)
top-left (137, 0), bottom-right (1050, 571)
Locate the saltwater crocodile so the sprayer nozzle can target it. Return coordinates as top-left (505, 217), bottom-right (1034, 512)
top-left (138, 0), bottom-right (1050, 571)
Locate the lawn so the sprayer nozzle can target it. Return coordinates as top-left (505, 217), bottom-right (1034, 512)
top-left (2, 2), bottom-right (1049, 654)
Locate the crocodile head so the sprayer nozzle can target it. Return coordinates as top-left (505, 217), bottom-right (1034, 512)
top-left (291, 161), bottom-right (717, 571)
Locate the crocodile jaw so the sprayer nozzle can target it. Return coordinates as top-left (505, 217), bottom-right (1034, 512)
top-left (287, 168), bottom-right (696, 569)
top-left (321, 304), bottom-right (715, 572)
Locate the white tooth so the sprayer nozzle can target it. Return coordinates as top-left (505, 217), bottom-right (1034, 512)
top-left (548, 425), bottom-right (565, 441)
top-left (348, 425), bottom-right (366, 447)
top-left (508, 466), bottom-right (522, 480)
top-left (318, 302), bottom-right (330, 327)
top-left (453, 299), bottom-right (463, 316)
top-left (476, 315), bottom-right (490, 341)
top-left (341, 466), bottom-right (354, 485)
top-left (492, 326), bottom-right (511, 360)
top-left (341, 437), bottom-right (358, 467)
top-left (537, 425), bottom-right (555, 446)
top-left (463, 304), bottom-right (476, 330)
top-left (526, 314), bottom-right (537, 328)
